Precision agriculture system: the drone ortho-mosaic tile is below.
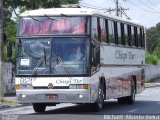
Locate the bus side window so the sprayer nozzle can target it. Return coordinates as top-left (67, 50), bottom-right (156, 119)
top-left (117, 22), bottom-right (122, 45)
top-left (100, 18), bottom-right (106, 43)
top-left (108, 20), bottom-right (115, 44)
top-left (124, 24), bottom-right (128, 46)
top-left (91, 17), bottom-right (98, 40)
top-left (97, 17), bottom-right (101, 42)
top-left (105, 19), bottom-right (109, 43)
top-left (114, 21), bottom-right (118, 44)
top-left (131, 26), bottom-right (135, 46)
top-left (140, 28), bottom-right (145, 48)
top-left (121, 23), bottom-right (125, 46)
top-left (137, 27), bottom-right (141, 47)
top-left (134, 26), bottom-right (138, 47)
top-left (127, 25), bottom-right (131, 46)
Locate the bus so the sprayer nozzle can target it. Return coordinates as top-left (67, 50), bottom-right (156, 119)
top-left (13, 8), bottom-right (145, 112)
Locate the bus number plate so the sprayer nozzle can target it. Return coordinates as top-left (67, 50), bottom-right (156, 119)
top-left (46, 94), bottom-right (58, 99)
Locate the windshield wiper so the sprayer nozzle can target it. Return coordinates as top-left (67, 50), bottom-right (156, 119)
top-left (32, 47), bottom-right (46, 75)
top-left (31, 55), bottom-right (45, 75)
top-left (28, 15), bottom-right (43, 22)
top-left (44, 14), bottom-right (59, 21)
top-left (56, 56), bottom-right (70, 75)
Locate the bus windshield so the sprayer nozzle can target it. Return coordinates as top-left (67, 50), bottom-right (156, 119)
top-left (18, 16), bottom-right (89, 35)
top-left (16, 37), bottom-right (90, 76)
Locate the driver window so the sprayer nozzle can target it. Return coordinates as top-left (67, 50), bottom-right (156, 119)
top-left (91, 41), bottom-right (100, 73)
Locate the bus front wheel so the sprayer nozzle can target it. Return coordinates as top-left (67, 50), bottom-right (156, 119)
top-left (92, 84), bottom-right (105, 112)
top-left (33, 103), bottom-right (46, 113)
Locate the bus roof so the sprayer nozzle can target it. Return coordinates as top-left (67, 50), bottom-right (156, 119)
top-left (20, 8), bottom-right (144, 27)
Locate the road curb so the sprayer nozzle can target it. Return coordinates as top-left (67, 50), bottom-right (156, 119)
top-left (0, 103), bottom-right (30, 111)
top-left (145, 84), bottom-right (160, 88)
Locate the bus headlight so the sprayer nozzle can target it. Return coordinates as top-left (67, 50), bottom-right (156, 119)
top-left (69, 84), bottom-right (89, 89)
top-left (16, 84), bottom-right (33, 90)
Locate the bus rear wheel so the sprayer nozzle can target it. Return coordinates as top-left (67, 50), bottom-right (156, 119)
top-left (118, 80), bottom-right (136, 104)
top-left (33, 103), bottom-right (46, 113)
top-left (126, 80), bottom-right (136, 104)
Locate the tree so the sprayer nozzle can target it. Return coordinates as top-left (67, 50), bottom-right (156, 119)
top-left (153, 41), bottom-right (160, 59)
top-left (4, 0), bottom-right (79, 14)
top-left (146, 22), bottom-right (160, 53)
top-left (3, 0), bottom-right (79, 62)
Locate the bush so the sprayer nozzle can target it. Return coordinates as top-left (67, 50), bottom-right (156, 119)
top-left (146, 52), bottom-right (159, 65)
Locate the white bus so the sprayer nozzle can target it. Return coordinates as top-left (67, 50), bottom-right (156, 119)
top-left (14, 8), bottom-right (145, 112)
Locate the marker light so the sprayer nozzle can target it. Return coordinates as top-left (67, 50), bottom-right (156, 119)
top-left (78, 94), bottom-right (84, 98)
top-left (21, 94), bottom-right (27, 98)
top-left (16, 84), bottom-right (20, 90)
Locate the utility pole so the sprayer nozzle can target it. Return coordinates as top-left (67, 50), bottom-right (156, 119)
top-left (115, 0), bottom-right (119, 16)
top-left (106, 0), bottom-right (129, 18)
top-left (0, 0), bottom-right (4, 97)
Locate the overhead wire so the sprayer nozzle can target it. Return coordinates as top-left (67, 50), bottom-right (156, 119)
top-left (80, 2), bottom-right (116, 13)
top-left (139, 0), bottom-right (160, 12)
top-left (79, 2), bottom-right (108, 10)
top-left (128, 0), bottom-right (160, 13)
top-left (146, 0), bottom-right (160, 10)
top-left (80, 4), bottom-right (106, 10)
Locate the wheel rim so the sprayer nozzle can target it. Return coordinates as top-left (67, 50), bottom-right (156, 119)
top-left (133, 87), bottom-right (135, 101)
top-left (132, 82), bottom-right (135, 101)
top-left (97, 87), bottom-right (104, 109)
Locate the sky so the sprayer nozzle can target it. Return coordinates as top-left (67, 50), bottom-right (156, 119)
top-left (79, 0), bottom-right (160, 28)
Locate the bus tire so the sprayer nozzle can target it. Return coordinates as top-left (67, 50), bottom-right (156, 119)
top-left (92, 83), bottom-right (104, 112)
top-left (33, 103), bottom-right (46, 113)
top-left (118, 79), bottom-right (136, 104)
top-left (126, 80), bottom-right (136, 104)
top-left (117, 97), bottom-right (126, 104)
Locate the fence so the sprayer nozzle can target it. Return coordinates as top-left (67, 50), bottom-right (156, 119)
top-left (3, 63), bottom-right (15, 95)
top-left (145, 65), bottom-right (160, 82)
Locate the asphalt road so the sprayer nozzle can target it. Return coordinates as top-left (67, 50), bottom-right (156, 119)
top-left (0, 87), bottom-right (160, 120)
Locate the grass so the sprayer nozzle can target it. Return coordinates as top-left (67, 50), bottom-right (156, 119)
top-left (145, 82), bottom-right (160, 88)
top-left (0, 97), bottom-right (18, 106)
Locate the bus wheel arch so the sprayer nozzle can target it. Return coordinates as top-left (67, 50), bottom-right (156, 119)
top-left (127, 75), bottom-right (137, 104)
top-left (99, 77), bottom-right (106, 99)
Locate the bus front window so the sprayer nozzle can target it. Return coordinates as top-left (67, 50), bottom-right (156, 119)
top-left (51, 37), bottom-right (90, 75)
top-left (16, 37), bottom-right (90, 76)
top-left (16, 38), bottom-right (51, 75)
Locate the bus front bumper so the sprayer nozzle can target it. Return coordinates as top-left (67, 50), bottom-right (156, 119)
top-left (16, 89), bottom-right (92, 104)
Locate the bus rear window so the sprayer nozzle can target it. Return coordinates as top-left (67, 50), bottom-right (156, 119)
top-left (18, 16), bottom-right (89, 35)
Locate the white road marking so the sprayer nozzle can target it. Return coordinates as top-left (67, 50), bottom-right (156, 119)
top-left (129, 109), bottom-right (137, 113)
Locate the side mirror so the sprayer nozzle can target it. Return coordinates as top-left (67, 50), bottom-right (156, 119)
top-left (3, 33), bottom-right (7, 43)
top-left (91, 43), bottom-right (96, 48)
top-left (7, 42), bottom-right (12, 58)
